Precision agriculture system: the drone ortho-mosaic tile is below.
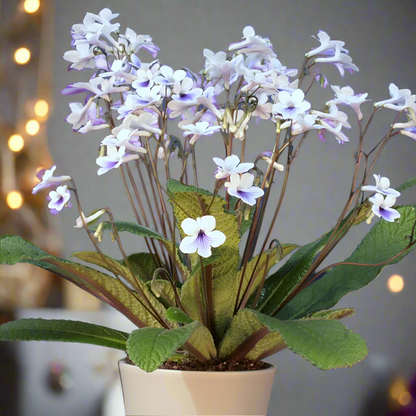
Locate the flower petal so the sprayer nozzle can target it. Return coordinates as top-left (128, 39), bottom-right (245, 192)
top-left (198, 215), bottom-right (216, 232)
top-left (181, 218), bottom-right (200, 236)
top-left (179, 234), bottom-right (199, 254)
top-left (205, 230), bottom-right (226, 248)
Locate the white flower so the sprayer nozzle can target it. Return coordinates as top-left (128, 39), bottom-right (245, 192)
top-left (179, 216), bottom-right (226, 258)
top-left (374, 83), bottom-right (415, 111)
top-left (101, 129), bottom-right (148, 153)
top-left (368, 193), bottom-right (400, 223)
top-left (203, 49), bottom-right (242, 89)
top-left (319, 120), bottom-right (349, 144)
top-left (314, 45), bottom-right (359, 76)
top-left (33, 166), bottom-right (71, 194)
top-left (96, 146), bottom-right (140, 175)
top-left (66, 100), bottom-right (94, 130)
top-left (48, 185), bottom-right (71, 214)
top-left (180, 121), bottom-right (221, 145)
top-left (153, 65), bottom-right (186, 86)
top-left (312, 103), bottom-right (351, 129)
top-left (74, 210), bottom-right (106, 228)
top-left (228, 26), bottom-right (276, 59)
top-left (224, 173), bottom-right (264, 206)
top-left (361, 174), bottom-right (401, 198)
top-left (63, 43), bottom-right (95, 71)
top-left (272, 89), bottom-right (311, 120)
top-left (306, 31), bottom-right (348, 58)
top-left (213, 155), bottom-right (254, 179)
top-left (329, 86), bottom-right (369, 120)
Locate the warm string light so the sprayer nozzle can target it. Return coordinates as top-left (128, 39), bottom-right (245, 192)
top-left (6, 191), bottom-right (23, 209)
top-left (8, 134), bottom-right (24, 152)
top-left (387, 274), bottom-right (404, 293)
top-left (398, 391), bottom-right (412, 406)
top-left (23, 0), bottom-right (40, 13)
top-left (34, 100), bottom-right (49, 117)
top-left (26, 119), bottom-right (40, 135)
top-left (14, 47), bottom-right (31, 65)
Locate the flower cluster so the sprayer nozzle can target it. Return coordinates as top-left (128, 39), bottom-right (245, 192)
top-left (361, 175), bottom-right (401, 223)
top-left (30, 7), bottom-right (414, 246)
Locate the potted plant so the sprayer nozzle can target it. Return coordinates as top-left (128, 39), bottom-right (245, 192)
top-left (1, 8), bottom-right (415, 416)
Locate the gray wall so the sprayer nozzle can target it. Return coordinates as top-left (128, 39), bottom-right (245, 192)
top-left (49, 1), bottom-right (416, 415)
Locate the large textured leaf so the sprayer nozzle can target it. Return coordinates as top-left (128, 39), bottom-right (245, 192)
top-left (251, 310), bottom-right (368, 370)
top-left (397, 176), bottom-right (416, 193)
top-left (219, 308), bottom-right (356, 361)
top-left (167, 179), bottom-right (241, 336)
top-left (237, 244), bottom-right (298, 305)
top-left (73, 251), bottom-right (137, 286)
top-left (99, 222), bottom-right (189, 278)
top-left (0, 236), bottom-right (166, 328)
top-left (277, 206), bottom-right (416, 320)
top-left (186, 322), bottom-right (217, 360)
top-left (127, 322), bottom-right (197, 372)
top-left (218, 309), bottom-right (285, 360)
top-left (256, 214), bottom-right (353, 316)
top-left (148, 279), bottom-right (181, 308)
top-left (0, 319), bottom-right (128, 350)
top-left (120, 252), bottom-right (158, 281)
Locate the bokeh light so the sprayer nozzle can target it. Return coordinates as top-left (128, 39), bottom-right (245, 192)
top-left (26, 119), bottom-right (40, 135)
top-left (34, 100), bottom-right (49, 117)
top-left (8, 134), bottom-right (24, 152)
top-left (14, 47), bottom-right (31, 65)
top-left (398, 391), bottom-right (412, 406)
top-left (23, 0), bottom-right (40, 13)
top-left (6, 191), bottom-right (23, 210)
top-left (387, 275), bottom-right (404, 293)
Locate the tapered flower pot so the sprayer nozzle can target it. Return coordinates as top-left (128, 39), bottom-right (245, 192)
top-left (118, 360), bottom-right (276, 416)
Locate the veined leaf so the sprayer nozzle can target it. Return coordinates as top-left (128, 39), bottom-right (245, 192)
top-left (166, 307), bottom-right (194, 324)
top-left (127, 322), bottom-right (197, 372)
top-left (397, 176), bottom-right (416, 193)
top-left (187, 322), bottom-right (217, 360)
top-left (256, 213), bottom-right (353, 316)
top-left (0, 236), bottom-right (166, 328)
top-left (0, 319), bottom-right (128, 350)
top-left (251, 310), bottom-right (368, 370)
top-left (73, 251), bottom-right (137, 286)
top-left (120, 252), bottom-right (158, 281)
top-left (237, 244), bottom-right (298, 305)
top-left (99, 222), bottom-right (189, 279)
top-left (148, 279), bottom-right (180, 308)
top-left (167, 179), bottom-right (241, 337)
top-left (219, 307), bottom-right (356, 362)
top-left (277, 206), bottom-right (416, 320)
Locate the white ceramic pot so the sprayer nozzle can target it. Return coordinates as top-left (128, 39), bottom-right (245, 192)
top-left (118, 360), bottom-right (276, 416)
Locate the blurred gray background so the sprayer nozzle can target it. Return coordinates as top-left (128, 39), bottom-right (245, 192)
top-left (7, 0), bottom-right (416, 415)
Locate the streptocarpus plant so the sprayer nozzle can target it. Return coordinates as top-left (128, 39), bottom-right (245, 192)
top-left (1, 9), bottom-right (416, 373)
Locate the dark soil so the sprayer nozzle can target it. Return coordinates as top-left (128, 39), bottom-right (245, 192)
top-left (125, 357), bottom-right (270, 372)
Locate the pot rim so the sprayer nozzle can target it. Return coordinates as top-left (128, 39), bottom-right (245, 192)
top-left (119, 358), bottom-right (276, 374)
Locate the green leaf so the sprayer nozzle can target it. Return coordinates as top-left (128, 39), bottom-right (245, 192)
top-left (278, 206), bottom-right (416, 320)
top-left (167, 179), bottom-right (241, 336)
top-left (148, 279), bottom-right (180, 309)
top-left (256, 214), bottom-right (352, 316)
top-left (127, 322), bottom-right (197, 372)
top-left (304, 308), bottom-right (356, 320)
top-left (237, 244), bottom-right (298, 305)
top-left (251, 310), bottom-right (368, 370)
top-left (120, 252), bottom-right (158, 281)
top-left (0, 319), bottom-right (128, 350)
top-left (186, 322), bottom-right (217, 360)
top-left (397, 176), bottom-right (416, 193)
top-left (218, 309), bottom-right (285, 360)
top-left (0, 236), bottom-right (166, 328)
top-left (73, 251), bottom-right (138, 286)
top-left (166, 307), bottom-right (194, 324)
top-left (99, 222), bottom-right (189, 278)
